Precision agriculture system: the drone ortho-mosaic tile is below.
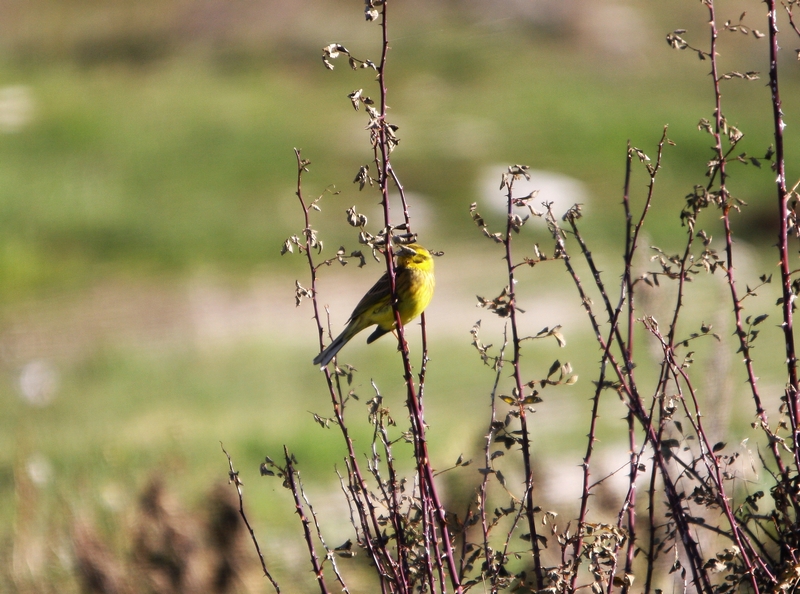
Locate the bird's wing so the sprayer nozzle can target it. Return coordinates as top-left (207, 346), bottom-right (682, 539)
top-left (348, 270), bottom-right (393, 322)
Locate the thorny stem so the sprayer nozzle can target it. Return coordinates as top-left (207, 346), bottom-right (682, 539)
top-left (605, 130), bottom-right (669, 591)
top-left (375, 4), bottom-right (462, 592)
top-left (648, 321), bottom-right (773, 586)
top-left (562, 134), bottom-right (665, 588)
top-left (621, 412), bottom-right (638, 594)
top-left (737, 514), bottom-right (779, 568)
top-left (295, 150), bottom-right (397, 591)
top-left (373, 406), bottom-right (413, 589)
top-left (766, 0), bottom-right (800, 467)
top-left (643, 419), bottom-right (663, 594)
top-left (624, 128), bottom-right (668, 353)
top-left (620, 144), bottom-right (651, 574)
top-left (418, 311), bottom-right (430, 405)
top-left (664, 225), bottom-right (694, 350)
top-left (284, 447), bottom-right (331, 594)
top-left (479, 326), bottom-right (508, 592)
top-left (633, 73), bottom-right (762, 588)
top-left (622, 142), bottom-right (634, 345)
top-left (788, 1), bottom-right (800, 37)
top-left (705, 3), bottom-right (796, 585)
top-left (498, 485), bottom-right (531, 578)
top-left (388, 164), bottom-right (413, 231)
top-left (569, 168), bottom-right (644, 590)
top-left (299, 480), bottom-right (351, 594)
top-left (550, 215), bottom-right (714, 592)
top-left (603, 416), bottom-right (649, 594)
top-left (707, 2), bottom-right (794, 491)
top-left (342, 459), bottom-right (391, 594)
top-left (221, 444), bottom-right (280, 593)
top-left (720, 189), bottom-right (793, 477)
top-left (571, 355), bottom-right (608, 592)
top-left (503, 178), bottom-right (544, 590)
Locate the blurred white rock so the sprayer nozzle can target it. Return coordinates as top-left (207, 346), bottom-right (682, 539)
top-left (19, 359), bottom-right (59, 407)
top-left (479, 165), bottom-right (589, 218)
top-left (0, 85), bottom-right (35, 133)
top-left (101, 482), bottom-right (127, 512)
top-left (26, 452), bottom-right (53, 486)
top-left (462, 0), bottom-right (648, 61)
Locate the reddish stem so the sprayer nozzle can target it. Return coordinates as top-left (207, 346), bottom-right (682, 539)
top-left (766, 0), bottom-right (800, 466)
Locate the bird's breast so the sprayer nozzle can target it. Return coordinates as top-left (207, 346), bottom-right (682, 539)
top-left (398, 267), bottom-right (435, 323)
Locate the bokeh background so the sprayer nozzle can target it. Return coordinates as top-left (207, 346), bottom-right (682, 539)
top-left (2, 0), bottom-right (799, 591)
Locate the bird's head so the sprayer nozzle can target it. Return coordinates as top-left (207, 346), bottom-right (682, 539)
top-left (395, 243), bottom-right (434, 271)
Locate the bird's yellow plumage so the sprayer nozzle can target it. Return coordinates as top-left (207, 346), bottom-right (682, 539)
top-left (313, 243), bottom-right (435, 367)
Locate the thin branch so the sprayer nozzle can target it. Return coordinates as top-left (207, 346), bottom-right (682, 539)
top-left (503, 174), bottom-right (544, 590)
top-left (221, 443), bottom-right (281, 593)
top-left (766, 0), bottom-right (800, 468)
top-left (283, 447), bottom-right (331, 594)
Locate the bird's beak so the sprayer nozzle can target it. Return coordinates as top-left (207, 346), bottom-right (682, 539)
top-left (395, 245), bottom-right (417, 257)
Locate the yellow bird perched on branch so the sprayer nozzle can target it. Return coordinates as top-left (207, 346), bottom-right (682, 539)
top-left (313, 243), bottom-right (435, 367)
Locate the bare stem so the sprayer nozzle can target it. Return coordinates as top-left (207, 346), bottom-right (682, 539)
top-left (503, 177), bottom-right (544, 590)
top-left (766, 0), bottom-right (800, 465)
top-left (295, 149), bottom-right (399, 588)
top-left (283, 447), bottom-right (331, 594)
top-left (550, 212), bottom-right (714, 592)
top-left (479, 326), bottom-right (508, 592)
top-left (221, 444), bottom-right (281, 593)
top-left (374, 4), bottom-right (461, 591)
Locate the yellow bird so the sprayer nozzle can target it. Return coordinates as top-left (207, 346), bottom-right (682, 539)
top-left (313, 243), bottom-right (435, 367)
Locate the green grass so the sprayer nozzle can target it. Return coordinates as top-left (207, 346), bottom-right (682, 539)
top-left (0, 5), bottom-right (793, 298)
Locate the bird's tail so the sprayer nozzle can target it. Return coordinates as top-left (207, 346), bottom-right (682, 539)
top-left (312, 330), bottom-right (350, 367)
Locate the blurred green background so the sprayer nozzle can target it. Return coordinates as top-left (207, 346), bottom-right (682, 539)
top-left (2, 0), bottom-right (799, 591)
